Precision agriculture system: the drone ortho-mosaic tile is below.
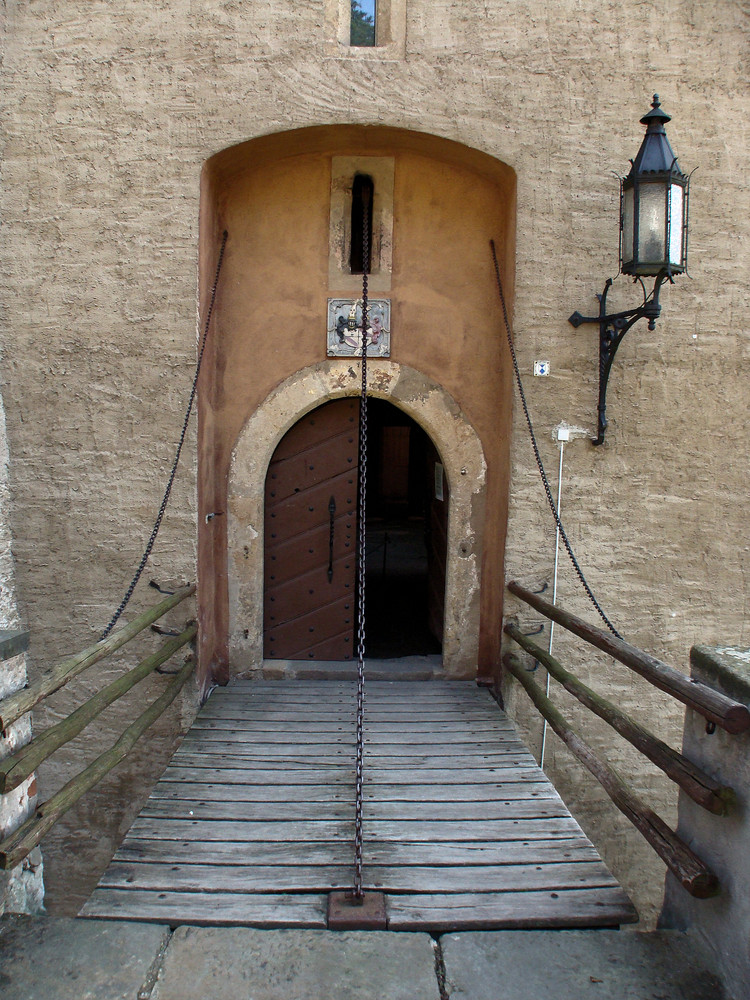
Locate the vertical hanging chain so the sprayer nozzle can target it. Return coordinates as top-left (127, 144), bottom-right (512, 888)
top-left (353, 180), bottom-right (372, 899)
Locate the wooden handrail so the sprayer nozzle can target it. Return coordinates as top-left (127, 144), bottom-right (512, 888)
top-left (508, 580), bottom-right (750, 734)
top-left (504, 652), bottom-right (719, 899)
top-left (0, 584), bottom-right (195, 731)
top-left (0, 624), bottom-right (196, 794)
top-left (0, 655), bottom-right (195, 870)
top-left (504, 623), bottom-right (735, 815)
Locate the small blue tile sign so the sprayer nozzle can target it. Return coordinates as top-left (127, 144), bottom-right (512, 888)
top-left (327, 298), bottom-right (391, 358)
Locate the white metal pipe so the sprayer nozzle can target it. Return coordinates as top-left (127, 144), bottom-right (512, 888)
top-left (540, 438), bottom-right (565, 769)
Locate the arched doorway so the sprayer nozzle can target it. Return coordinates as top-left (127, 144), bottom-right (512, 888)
top-left (227, 360), bottom-right (486, 679)
top-left (263, 397), bottom-right (447, 662)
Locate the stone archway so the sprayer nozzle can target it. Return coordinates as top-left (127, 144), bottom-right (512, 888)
top-left (228, 359), bottom-right (486, 678)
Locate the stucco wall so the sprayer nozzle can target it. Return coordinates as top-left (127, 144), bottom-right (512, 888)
top-left (1, 1), bottom-right (748, 922)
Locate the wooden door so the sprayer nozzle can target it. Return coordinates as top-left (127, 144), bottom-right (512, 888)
top-left (426, 441), bottom-right (448, 644)
top-left (264, 399), bottom-right (359, 660)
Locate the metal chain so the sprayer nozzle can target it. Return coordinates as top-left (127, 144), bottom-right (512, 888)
top-left (99, 230), bottom-right (229, 641)
top-left (353, 184), bottom-right (371, 899)
top-left (489, 240), bottom-right (622, 640)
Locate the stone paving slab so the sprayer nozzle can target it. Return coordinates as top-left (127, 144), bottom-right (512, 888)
top-left (151, 927), bottom-right (440, 1000)
top-left (0, 915), bottom-right (170, 1000)
top-left (440, 929), bottom-right (725, 1000)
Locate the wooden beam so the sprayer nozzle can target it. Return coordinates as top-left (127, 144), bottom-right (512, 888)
top-left (0, 657), bottom-right (194, 870)
top-left (0, 584), bottom-right (195, 731)
top-left (0, 625), bottom-right (196, 793)
top-left (507, 580), bottom-right (750, 735)
top-left (504, 623), bottom-right (735, 815)
top-left (503, 651), bottom-right (719, 899)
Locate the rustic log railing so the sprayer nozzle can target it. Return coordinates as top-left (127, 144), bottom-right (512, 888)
top-left (0, 584), bottom-right (195, 732)
top-left (507, 580), bottom-right (750, 734)
top-left (0, 585), bottom-right (196, 870)
top-left (503, 579), bottom-right (750, 899)
top-left (504, 623), bottom-right (734, 816)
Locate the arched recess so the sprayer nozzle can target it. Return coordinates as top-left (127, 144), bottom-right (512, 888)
top-left (228, 361), bottom-right (486, 678)
top-left (197, 124), bottom-right (516, 694)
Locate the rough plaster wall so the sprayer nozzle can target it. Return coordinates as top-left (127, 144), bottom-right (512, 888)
top-left (0, 1), bottom-right (748, 921)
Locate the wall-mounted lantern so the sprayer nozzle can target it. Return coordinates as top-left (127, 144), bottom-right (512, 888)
top-left (569, 95), bottom-right (691, 445)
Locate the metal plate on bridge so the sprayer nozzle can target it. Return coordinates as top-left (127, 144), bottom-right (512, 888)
top-left (327, 891), bottom-right (387, 930)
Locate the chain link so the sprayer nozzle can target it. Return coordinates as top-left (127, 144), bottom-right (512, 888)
top-left (353, 184), bottom-right (371, 899)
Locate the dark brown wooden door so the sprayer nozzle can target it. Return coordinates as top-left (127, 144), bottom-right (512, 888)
top-left (264, 399), bottom-right (359, 660)
top-left (426, 441), bottom-right (448, 644)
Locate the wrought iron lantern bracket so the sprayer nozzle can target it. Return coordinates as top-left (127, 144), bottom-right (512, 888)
top-left (569, 271), bottom-right (668, 446)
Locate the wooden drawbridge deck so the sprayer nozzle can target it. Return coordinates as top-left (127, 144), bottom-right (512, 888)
top-left (81, 680), bottom-right (637, 930)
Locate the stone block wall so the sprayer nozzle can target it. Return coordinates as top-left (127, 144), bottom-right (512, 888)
top-left (0, 1), bottom-right (748, 920)
top-left (660, 646), bottom-right (750, 1000)
top-left (0, 639), bottom-right (44, 915)
top-left (0, 382), bottom-right (43, 913)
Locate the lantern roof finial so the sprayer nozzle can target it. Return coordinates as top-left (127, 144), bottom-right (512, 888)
top-left (640, 93), bottom-right (672, 129)
top-left (630, 94), bottom-right (683, 177)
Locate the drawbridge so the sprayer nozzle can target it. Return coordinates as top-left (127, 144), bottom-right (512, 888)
top-left (81, 678), bottom-right (636, 930)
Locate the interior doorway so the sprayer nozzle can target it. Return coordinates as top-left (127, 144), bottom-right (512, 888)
top-left (263, 397), bottom-right (446, 661)
top-left (365, 399), bottom-right (444, 658)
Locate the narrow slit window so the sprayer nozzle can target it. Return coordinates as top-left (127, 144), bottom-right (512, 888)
top-left (350, 1), bottom-right (377, 47)
top-left (350, 174), bottom-right (374, 274)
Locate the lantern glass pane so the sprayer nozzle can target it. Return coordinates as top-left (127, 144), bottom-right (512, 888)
top-left (669, 183), bottom-right (684, 267)
top-left (622, 187), bottom-right (634, 267)
top-left (638, 183), bottom-right (667, 268)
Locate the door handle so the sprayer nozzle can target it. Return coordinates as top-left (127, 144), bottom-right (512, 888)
top-left (328, 496), bottom-right (336, 582)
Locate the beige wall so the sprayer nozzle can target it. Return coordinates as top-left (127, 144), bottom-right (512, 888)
top-left (0, 0), bottom-right (748, 923)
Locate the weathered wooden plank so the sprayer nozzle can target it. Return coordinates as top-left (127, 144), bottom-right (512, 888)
top-left (182, 729), bottom-right (516, 744)
top-left (197, 708), bottom-right (505, 719)
top-left (115, 837), bottom-right (600, 868)
top-left (386, 886), bottom-right (638, 930)
top-left (80, 889), bottom-right (328, 927)
top-left (169, 753), bottom-right (535, 770)
top-left (189, 721), bottom-right (515, 736)
top-left (148, 780), bottom-right (558, 803)
top-left (166, 758), bottom-right (537, 777)
top-left (173, 744), bottom-right (532, 764)
top-left (125, 816), bottom-right (583, 843)
top-left (160, 765), bottom-right (544, 784)
top-left (162, 765), bottom-right (353, 784)
top-left (204, 683), bottom-right (495, 700)
top-left (98, 860), bottom-right (619, 894)
top-left (138, 797), bottom-right (568, 823)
